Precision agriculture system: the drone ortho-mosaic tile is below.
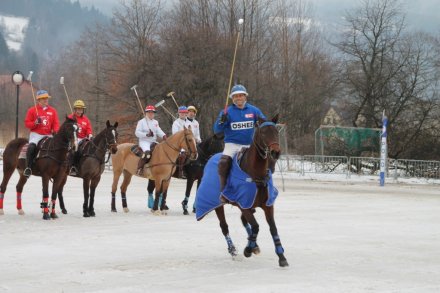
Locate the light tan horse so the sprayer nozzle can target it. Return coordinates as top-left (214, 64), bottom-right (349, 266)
top-left (111, 127), bottom-right (198, 214)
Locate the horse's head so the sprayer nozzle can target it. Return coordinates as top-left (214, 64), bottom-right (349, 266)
top-left (61, 115), bottom-right (79, 151)
top-left (253, 114), bottom-right (281, 161)
top-left (105, 120), bottom-right (119, 154)
top-left (180, 126), bottom-right (198, 161)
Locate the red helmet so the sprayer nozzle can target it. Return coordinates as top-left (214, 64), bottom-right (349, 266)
top-left (144, 105), bottom-right (156, 112)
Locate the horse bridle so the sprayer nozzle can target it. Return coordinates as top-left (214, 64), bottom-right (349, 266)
top-left (164, 129), bottom-right (197, 159)
top-left (253, 121), bottom-right (280, 160)
top-left (84, 128), bottom-right (117, 163)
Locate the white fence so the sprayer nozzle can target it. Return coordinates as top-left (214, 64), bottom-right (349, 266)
top-left (277, 155), bottom-right (440, 181)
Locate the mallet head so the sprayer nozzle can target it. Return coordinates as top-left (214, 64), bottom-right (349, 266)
top-left (130, 84), bottom-right (138, 91)
top-left (155, 100), bottom-right (165, 107)
top-left (27, 71), bottom-right (33, 81)
top-left (60, 76), bottom-right (64, 85)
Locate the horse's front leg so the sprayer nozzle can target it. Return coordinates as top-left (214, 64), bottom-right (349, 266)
top-left (50, 173), bottom-right (67, 219)
top-left (263, 205), bottom-right (288, 267)
top-left (182, 177), bottom-right (194, 215)
top-left (88, 176), bottom-right (101, 217)
top-left (83, 178), bottom-right (91, 217)
top-left (41, 176), bottom-right (51, 220)
top-left (215, 206), bottom-right (237, 257)
top-left (147, 179), bottom-right (155, 209)
top-left (241, 209), bottom-right (260, 257)
top-left (159, 180), bottom-right (170, 215)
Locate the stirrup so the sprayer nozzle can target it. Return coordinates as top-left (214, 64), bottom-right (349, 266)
top-left (23, 167), bottom-right (32, 178)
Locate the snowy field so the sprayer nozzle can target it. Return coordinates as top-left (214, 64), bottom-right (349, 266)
top-left (1, 170), bottom-right (440, 293)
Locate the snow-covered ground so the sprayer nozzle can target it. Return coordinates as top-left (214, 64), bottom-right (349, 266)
top-left (1, 170), bottom-right (440, 292)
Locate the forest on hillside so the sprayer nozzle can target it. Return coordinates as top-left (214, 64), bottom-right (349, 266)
top-left (1, 0), bottom-right (440, 160)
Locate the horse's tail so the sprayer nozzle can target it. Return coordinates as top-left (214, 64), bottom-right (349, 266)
top-left (2, 138), bottom-right (28, 172)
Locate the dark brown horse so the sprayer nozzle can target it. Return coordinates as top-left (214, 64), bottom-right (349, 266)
top-left (0, 117), bottom-right (78, 219)
top-left (146, 133), bottom-right (224, 215)
top-left (196, 114), bottom-right (288, 267)
top-left (57, 120), bottom-right (118, 217)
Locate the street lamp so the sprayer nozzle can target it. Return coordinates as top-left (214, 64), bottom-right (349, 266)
top-left (12, 71), bottom-right (24, 139)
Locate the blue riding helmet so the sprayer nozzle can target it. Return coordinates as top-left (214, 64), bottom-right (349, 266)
top-left (229, 84), bottom-right (248, 98)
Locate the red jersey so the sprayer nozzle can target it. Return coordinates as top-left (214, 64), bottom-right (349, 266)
top-left (24, 105), bottom-right (60, 135)
top-left (68, 113), bottom-right (92, 139)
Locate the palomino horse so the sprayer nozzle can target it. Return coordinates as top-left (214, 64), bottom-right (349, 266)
top-left (195, 114), bottom-right (288, 267)
top-left (111, 127), bottom-right (198, 214)
top-left (147, 133), bottom-right (224, 215)
top-left (58, 121), bottom-right (118, 217)
top-left (0, 117), bottom-right (78, 219)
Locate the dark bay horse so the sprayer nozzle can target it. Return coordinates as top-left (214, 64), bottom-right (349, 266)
top-left (0, 117), bottom-right (78, 219)
top-left (147, 133), bottom-right (224, 215)
top-left (58, 121), bottom-right (118, 217)
top-left (196, 114), bottom-right (288, 267)
top-left (111, 127), bottom-right (198, 214)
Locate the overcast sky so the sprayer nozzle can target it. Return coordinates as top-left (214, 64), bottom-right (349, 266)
top-left (77, 0), bottom-right (439, 33)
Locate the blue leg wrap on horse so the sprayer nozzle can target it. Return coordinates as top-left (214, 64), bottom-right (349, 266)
top-left (272, 235), bottom-right (284, 254)
top-left (225, 235), bottom-right (234, 248)
top-left (148, 193), bottom-right (154, 209)
top-left (247, 234), bottom-right (257, 249)
top-left (159, 194), bottom-right (163, 206)
top-left (182, 196), bottom-right (189, 208)
top-left (245, 223), bottom-right (252, 236)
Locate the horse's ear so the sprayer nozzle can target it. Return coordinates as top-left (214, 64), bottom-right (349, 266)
top-left (271, 113), bottom-right (279, 124)
top-left (114, 122), bottom-right (118, 128)
top-left (256, 116), bottom-right (265, 127)
top-left (106, 120), bottom-right (110, 127)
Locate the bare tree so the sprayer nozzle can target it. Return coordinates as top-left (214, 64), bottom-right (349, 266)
top-left (335, 0), bottom-right (440, 159)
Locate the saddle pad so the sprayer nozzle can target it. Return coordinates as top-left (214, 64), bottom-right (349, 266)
top-left (195, 153), bottom-right (278, 221)
top-left (130, 145), bottom-right (143, 157)
top-left (18, 144), bottom-right (29, 159)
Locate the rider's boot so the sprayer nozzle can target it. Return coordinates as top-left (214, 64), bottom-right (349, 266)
top-left (136, 151), bottom-right (151, 176)
top-left (23, 143), bottom-right (37, 178)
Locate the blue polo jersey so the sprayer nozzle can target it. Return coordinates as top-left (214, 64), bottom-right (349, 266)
top-left (213, 103), bottom-right (265, 145)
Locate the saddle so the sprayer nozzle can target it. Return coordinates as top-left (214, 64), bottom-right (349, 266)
top-left (131, 143), bottom-right (157, 158)
top-left (18, 137), bottom-right (51, 160)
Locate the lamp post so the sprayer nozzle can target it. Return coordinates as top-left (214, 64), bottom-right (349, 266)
top-left (12, 71), bottom-right (24, 139)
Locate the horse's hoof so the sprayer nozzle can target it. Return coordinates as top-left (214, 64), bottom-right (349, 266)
top-left (279, 259), bottom-right (289, 267)
top-left (42, 213), bottom-right (51, 220)
top-left (50, 213), bottom-right (58, 219)
top-left (18, 209), bottom-right (25, 215)
top-left (123, 207), bottom-right (129, 213)
top-left (252, 246), bottom-right (260, 255)
top-left (111, 208), bottom-right (117, 213)
top-left (88, 210), bottom-right (96, 217)
top-left (151, 209), bottom-right (161, 216)
top-left (61, 209), bottom-right (68, 214)
top-left (163, 204), bottom-right (169, 210)
top-left (0, 209), bottom-right (4, 215)
top-left (183, 209), bottom-right (189, 215)
top-left (244, 247), bottom-right (253, 258)
top-left (228, 246), bottom-right (238, 257)
top-left (83, 212), bottom-right (90, 217)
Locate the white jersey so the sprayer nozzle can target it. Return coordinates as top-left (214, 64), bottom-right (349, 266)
top-left (135, 118), bottom-right (166, 152)
top-left (187, 118), bottom-right (201, 143)
top-left (172, 118), bottom-right (192, 134)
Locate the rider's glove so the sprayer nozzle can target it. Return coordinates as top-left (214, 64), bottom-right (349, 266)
top-left (35, 117), bottom-right (42, 125)
top-left (219, 113), bottom-right (228, 124)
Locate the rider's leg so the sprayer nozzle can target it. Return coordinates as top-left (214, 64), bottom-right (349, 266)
top-left (23, 143), bottom-right (37, 178)
top-left (136, 151), bottom-right (151, 175)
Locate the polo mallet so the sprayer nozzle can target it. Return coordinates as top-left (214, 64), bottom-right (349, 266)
top-left (166, 91), bottom-right (179, 110)
top-left (130, 84), bottom-right (144, 115)
top-left (224, 18), bottom-right (244, 114)
top-left (155, 100), bottom-right (177, 119)
top-left (60, 77), bottom-right (73, 113)
top-left (27, 71), bottom-right (39, 115)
